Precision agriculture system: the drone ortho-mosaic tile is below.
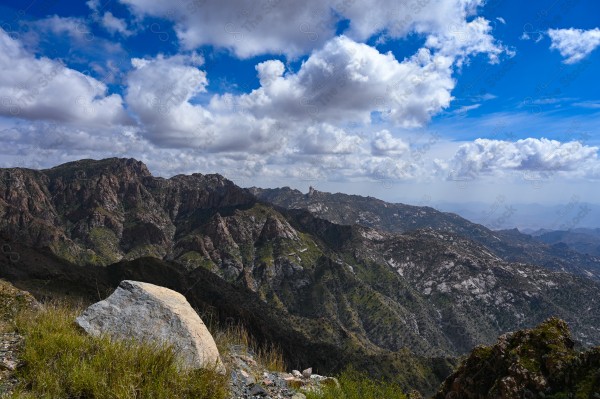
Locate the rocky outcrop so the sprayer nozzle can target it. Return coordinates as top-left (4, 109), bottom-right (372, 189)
top-left (434, 317), bottom-right (600, 398)
top-left (76, 280), bottom-right (225, 373)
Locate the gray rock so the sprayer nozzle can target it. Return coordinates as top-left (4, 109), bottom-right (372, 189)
top-left (302, 367), bottom-right (312, 379)
top-left (249, 384), bottom-right (269, 396)
top-left (292, 369), bottom-right (302, 378)
top-left (76, 280), bottom-right (225, 373)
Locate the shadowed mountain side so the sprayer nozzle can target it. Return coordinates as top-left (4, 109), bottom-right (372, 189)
top-left (0, 236), bottom-right (454, 395)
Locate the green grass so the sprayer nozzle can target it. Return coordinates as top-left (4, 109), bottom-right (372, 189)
top-left (305, 367), bottom-right (407, 399)
top-left (8, 303), bottom-right (229, 399)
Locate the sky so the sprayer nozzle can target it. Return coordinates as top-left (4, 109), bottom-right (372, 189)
top-left (0, 0), bottom-right (599, 225)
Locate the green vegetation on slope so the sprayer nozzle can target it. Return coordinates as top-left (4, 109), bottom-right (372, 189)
top-left (306, 367), bottom-right (407, 399)
top-left (8, 303), bottom-right (228, 399)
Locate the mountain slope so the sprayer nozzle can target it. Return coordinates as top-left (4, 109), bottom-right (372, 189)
top-left (251, 187), bottom-right (600, 280)
top-left (0, 234), bottom-right (454, 394)
top-left (2, 158), bottom-right (600, 395)
top-left (530, 228), bottom-right (600, 257)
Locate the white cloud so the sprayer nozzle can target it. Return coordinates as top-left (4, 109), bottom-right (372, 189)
top-left (125, 52), bottom-right (212, 146)
top-left (371, 130), bottom-right (409, 156)
top-left (0, 28), bottom-right (130, 126)
top-left (548, 28), bottom-right (600, 64)
top-left (125, 52), bottom-right (290, 153)
top-left (299, 124), bottom-right (363, 154)
top-left (220, 36), bottom-right (456, 128)
top-left (444, 138), bottom-right (599, 179)
top-left (573, 101), bottom-right (600, 109)
top-left (117, 0), bottom-right (505, 59)
top-left (26, 15), bottom-right (94, 42)
top-left (425, 17), bottom-right (514, 67)
top-left (452, 104), bottom-right (481, 115)
top-left (101, 12), bottom-right (133, 36)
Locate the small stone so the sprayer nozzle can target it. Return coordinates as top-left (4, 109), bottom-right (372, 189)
top-left (292, 369), bottom-right (302, 378)
top-left (263, 378), bottom-right (274, 386)
top-left (291, 393), bottom-right (306, 399)
top-left (302, 367), bottom-right (312, 379)
top-left (249, 384), bottom-right (269, 396)
top-left (0, 359), bottom-right (17, 371)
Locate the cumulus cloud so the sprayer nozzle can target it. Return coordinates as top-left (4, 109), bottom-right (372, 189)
top-left (548, 28), bottom-right (600, 64)
top-left (125, 53), bottom-right (212, 145)
top-left (125, 52), bottom-right (290, 153)
top-left (0, 28), bottom-right (130, 125)
top-left (299, 124), bottom-right (363, 154)
top-left (444, 138), bottom-right (599, 179)
top-left (117, 0), bottom-right (504, 59)
top-left (371, 130), bottom-right (409, 156)
top-left (218, 36), bottom-right (456, 128)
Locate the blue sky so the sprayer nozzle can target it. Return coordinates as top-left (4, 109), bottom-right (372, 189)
top-left (0, 0), bottom-right (599, 225)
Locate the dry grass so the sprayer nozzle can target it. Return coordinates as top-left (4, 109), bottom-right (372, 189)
top-left (212, 321), bottom-right (286, 373)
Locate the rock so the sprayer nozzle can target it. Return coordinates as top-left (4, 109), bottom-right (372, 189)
top-left (76, 280), bottom-right (225, 373)
top-left (292, 369), bottom-right (302, 378)
top-left (249, 384), bottom-right (269, 396)
top-left (302, 367), bottom-right (312, 379)
top-left (263, 378), bottom-right (274, 386)
top-left (291, 393), bottom-right (306, 399)
top-left (434, 317), bottom-right (600, 398)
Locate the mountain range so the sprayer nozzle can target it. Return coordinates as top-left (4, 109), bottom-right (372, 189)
top-left (1, 158), bottom-right (600, 395)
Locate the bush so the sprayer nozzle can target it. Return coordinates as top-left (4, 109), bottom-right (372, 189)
top-left (305, 367), bottom-right (407, 399)
top-left (8, 303), bottom-right (229, 399)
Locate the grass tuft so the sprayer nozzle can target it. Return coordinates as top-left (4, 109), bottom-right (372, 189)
top-left (8, 302), bottom-right (229, 399)
top-left (305, 367), bottom-right (408, 399)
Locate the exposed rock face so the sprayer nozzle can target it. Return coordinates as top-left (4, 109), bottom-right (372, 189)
top-left (0, 158), bottom-right (254, 266)
top-left (76, 280), bottom-right (225, 373)
top-left (434, 317), bottom-right (600, 398)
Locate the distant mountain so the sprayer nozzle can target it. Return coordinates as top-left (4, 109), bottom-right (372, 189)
top-left (251, 186), bottom-right (600, 280)
top-left (2, 158), bottom-right (600, 395)
top-left (529, 228), bottom-right (600, 257)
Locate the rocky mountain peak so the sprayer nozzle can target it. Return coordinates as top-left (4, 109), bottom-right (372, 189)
top-left (43, 157), bottom-right (152, 181)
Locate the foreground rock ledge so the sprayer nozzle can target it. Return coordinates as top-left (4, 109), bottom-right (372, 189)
top-left (76, 280), bottom-right (225, 374)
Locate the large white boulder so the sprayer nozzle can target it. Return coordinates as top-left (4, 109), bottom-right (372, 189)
top-left (76, 280), bottom-right (225, 373)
